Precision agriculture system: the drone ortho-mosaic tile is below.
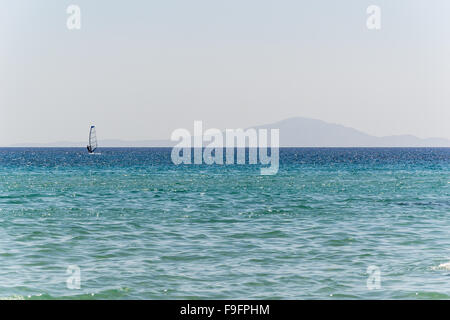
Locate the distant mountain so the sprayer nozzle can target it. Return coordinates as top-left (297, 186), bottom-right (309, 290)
top-left (253, 117), bottom-right (450, 147)
top-left (9, 117), bottom-right (450, 147)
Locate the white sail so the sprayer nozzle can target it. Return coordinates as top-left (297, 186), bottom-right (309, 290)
top-left (88, 126), bottom-right (98, 153)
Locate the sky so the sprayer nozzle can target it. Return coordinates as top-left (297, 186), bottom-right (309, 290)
top-left (0, 0), bottom-right (449, 145)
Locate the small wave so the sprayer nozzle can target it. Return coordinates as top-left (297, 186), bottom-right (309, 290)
top-left (0, 287), bottom-right (131, 300)
top-left (432, 262), bottom-right (450, 271)
top-left (0, 294), bottom-right (25, 300)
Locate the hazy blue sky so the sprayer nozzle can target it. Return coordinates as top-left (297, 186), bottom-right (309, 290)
top-left (1, 0), bottom-right (449, 145)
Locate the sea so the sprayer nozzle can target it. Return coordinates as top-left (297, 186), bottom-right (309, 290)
top-left (0, 147), bottom-right (449, 299)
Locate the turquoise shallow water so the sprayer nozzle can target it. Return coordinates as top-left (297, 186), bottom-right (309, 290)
top-left (0, 148), bottom-right (449, 299)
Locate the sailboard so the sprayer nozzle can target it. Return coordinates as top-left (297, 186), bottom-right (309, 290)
top-left (87, 125), bottom-right (99, 154)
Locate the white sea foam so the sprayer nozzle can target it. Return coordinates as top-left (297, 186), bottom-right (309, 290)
top-left (432, 262), bottom-right (450, 271)
top-left (0, 294), bottom-right (25, 300)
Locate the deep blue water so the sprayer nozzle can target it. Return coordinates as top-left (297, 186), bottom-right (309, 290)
top-left (0, 148), bottom-right (449, 299)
